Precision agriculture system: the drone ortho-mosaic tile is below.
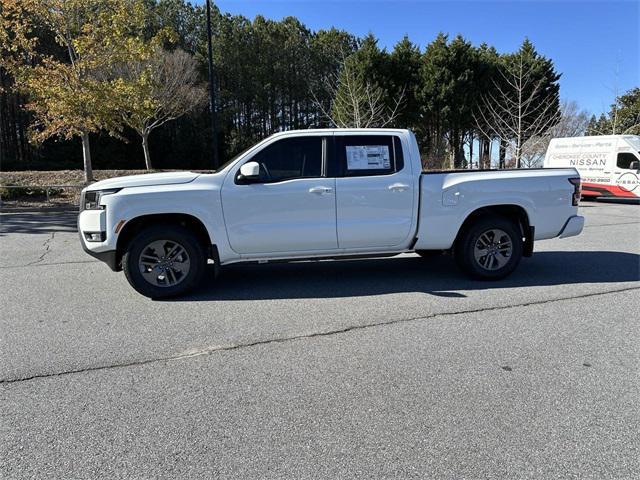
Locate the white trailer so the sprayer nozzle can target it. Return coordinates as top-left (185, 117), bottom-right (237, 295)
top-left (544, 135), bottom-right (640, 198)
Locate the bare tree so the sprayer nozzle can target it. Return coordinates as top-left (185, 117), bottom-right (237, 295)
top-left (312, 56), bottom-right (404, 128)
top-left (116, 48), bottom-right (207, 169)
top-left (474, 52), bottom-right (560, 168)
top-left (518, 100), bottom-right (590, 168)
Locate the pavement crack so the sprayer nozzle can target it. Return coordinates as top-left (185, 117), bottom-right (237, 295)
top-left (24, 232), bottom-right (55, 266)
top-left (1, 285), bottom-right (638, 385)
top-left (0, 259), bottom-right (98, 269)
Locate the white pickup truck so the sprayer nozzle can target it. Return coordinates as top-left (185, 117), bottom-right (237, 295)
top-left (78, 129), bottom-right (584, 298)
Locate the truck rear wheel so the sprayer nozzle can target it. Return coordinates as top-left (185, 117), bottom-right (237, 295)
top-left (123, 225), bottom-right (206, 299)
top-left (455, 215), bottom-right (523, 280)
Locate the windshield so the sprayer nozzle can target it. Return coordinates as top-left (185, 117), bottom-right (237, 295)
top-left (624, 136), bottom-right (640, 152)
top-left (215, 144), bottom-right (257, 172)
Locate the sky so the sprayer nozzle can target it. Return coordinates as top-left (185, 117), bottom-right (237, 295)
top-left (211, 0), bottom-right (639, 117)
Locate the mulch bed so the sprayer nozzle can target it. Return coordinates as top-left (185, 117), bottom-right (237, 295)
top-left (0, 170), bottom-right (183, 208)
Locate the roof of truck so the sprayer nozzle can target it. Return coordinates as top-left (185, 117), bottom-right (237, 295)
top-left (269, 128), bottom-right (412, 136)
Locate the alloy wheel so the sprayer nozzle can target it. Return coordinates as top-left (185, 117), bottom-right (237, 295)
top-left (138, 239), bottom-right (191, 287)
top-left (473, 228), bottom-right (513, 271)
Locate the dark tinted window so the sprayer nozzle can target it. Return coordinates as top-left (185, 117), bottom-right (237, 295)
top-left (617, 152), bottom-right (639, 169)
top-left (334, 135), bottom-right (404, 177)
top-left (252, 137), bottom-right (322, 182)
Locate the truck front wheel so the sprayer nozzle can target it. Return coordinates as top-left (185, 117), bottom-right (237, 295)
top-left (123, 225), bottom-right (206, 299)
top-left (455, 216), bottom-right (523, 280)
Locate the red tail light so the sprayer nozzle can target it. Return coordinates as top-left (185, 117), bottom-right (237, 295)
top-left (568, 177), bottom-right (581, 206)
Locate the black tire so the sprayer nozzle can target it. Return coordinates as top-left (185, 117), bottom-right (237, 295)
top-left (455, 215), bottom-right (523, 280)
top-left (123, 225), bottom-right (206, 299)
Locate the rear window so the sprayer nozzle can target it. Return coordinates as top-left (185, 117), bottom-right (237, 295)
top-left (334, 135), bottom-right (404, 177)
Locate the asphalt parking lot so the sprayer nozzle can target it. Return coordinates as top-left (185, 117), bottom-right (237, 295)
top-left (1, 201), bottom-right (639, 479)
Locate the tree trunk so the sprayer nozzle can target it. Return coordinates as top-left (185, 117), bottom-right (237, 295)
top-left (452, 134), bottom-right (465, 169)
top-left (81, 131), bottom-right (94, 183)
top-left (498, 139), bottom-right (507, 169)
top-left (481, 137), bottom-right (490, 169)
top-left (515, 137), bottom-right (522, 168)
top-left (142, 130), bottom-right (152, 170)
top-left (454, 148), bottom-right (465, 169)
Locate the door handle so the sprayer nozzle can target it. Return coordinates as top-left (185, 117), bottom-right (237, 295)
top-left (388, 183), bottom-right (410, 192)
top-left (309, 186), bottom-right (333, 194)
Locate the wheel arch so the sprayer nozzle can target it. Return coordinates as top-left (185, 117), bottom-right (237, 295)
top-left (455, 204), bottom-right (533, 256)
top-left (115, 213), bottom-right (214, 271)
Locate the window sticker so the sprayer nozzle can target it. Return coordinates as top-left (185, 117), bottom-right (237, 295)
top-left (346, 145), bottom-right (391, 170)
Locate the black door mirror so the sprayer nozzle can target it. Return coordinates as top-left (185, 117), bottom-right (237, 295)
top-left (630, 160), bottom-right (640, 171)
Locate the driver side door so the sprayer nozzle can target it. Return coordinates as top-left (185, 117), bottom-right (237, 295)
top-left (221, 135), bottom-right (338, 254)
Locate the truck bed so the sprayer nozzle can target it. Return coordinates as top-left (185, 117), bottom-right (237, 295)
top-left (414, 167), bottom-right (580, 250)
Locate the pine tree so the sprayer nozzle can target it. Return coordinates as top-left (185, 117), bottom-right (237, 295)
top-left (389, 36), bottom-right (421, 130)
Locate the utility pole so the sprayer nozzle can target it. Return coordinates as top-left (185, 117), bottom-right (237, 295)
top-left (205, 0), bottom-right (219, 169)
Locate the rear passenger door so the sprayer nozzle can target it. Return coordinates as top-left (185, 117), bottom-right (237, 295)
top-left (332, 134), bottom-right (415, 249)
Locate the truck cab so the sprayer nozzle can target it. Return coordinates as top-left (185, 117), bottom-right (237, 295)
top-left (222, 130), bottom-right (419, 256)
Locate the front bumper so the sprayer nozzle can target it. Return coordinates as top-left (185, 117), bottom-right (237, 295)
top-left (79, 235), bottom-right (119, 271)
top-left (558, 215), bottom-right (585, 239)
top-left (78, 208), bottom-right (120, 271)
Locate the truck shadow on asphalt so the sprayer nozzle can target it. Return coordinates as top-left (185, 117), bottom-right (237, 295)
top-left (174, 251), bottom-right (640, 301)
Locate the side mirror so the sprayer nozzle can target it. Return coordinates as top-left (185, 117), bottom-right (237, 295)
top-left (237, 161), bottom-right (260, 183)
top-left (630, 160), bottom-right (640, 171)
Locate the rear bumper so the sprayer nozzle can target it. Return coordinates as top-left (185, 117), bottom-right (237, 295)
top-left (558, 215), bottom-right (584, 239)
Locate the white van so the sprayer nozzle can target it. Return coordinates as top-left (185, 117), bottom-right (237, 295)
top-left (544, 135), bottom-right (640, 198)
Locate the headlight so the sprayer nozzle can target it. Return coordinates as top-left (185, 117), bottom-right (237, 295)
top-left (81, 188), bottom-right (121, 210)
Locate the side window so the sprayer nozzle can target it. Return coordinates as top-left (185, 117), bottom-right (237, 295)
top-left (251, 137), bottom-right (322, 182)
top-left (335, 135), bottom-right (404, 177)
top-left (616, 152), bottom-right (639, 170)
